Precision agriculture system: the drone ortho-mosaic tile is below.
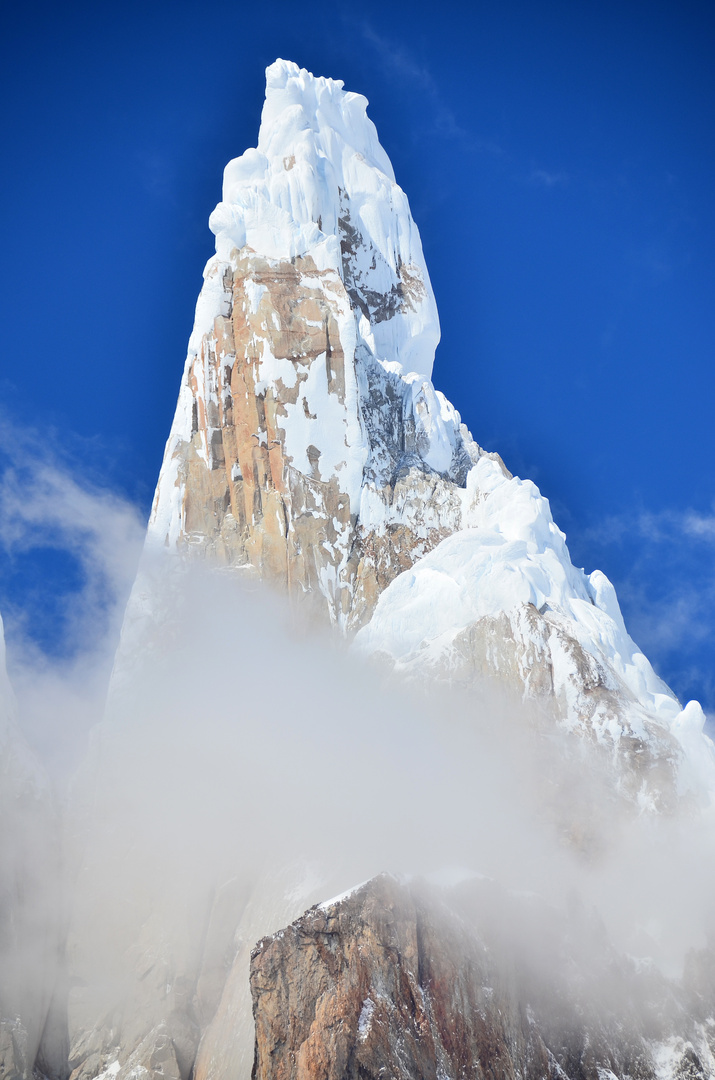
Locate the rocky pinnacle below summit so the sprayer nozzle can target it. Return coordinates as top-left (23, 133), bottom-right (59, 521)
top-left (250, 874), bottom-right (715, 1080)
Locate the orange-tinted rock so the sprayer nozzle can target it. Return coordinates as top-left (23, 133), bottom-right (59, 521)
top-left (250, 875), bottom-right (715, 1080)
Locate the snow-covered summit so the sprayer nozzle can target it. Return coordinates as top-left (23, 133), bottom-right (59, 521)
top-left (133, 59), bottom-right (715, 812)
top-left (204, 58), bottom-right (439, 380)
top-left (259, 59), bottom-right (394, 180)
top-left (146, 58), bottom-right (457, 584)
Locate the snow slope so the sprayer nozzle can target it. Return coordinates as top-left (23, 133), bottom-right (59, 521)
top-left (356, 455), bottom-right (715, 805)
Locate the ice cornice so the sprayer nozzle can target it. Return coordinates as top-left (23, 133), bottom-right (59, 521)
top-left (207, 59), bottom-right (439, 380)
top-left (259, 59), bottom-right (394, 180)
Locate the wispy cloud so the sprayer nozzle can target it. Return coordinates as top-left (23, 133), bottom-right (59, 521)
top-left (0, 451), bottom-right (144, 659)
top-left (585, 507), bottom-right (715, 549)
top-left (529, 168), bottom-right (569, 188)
top-left (683, 511), bottom-right (715, 539)
top-left (359, 22), bottom-right (503, 156)
top-left (0, 421), bottom-right (145, 776)
top-left (580, 505), bottom-right (715, 714)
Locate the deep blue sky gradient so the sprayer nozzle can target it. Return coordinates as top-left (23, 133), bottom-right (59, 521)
top-left (2, 0), bottom-right (714, 709)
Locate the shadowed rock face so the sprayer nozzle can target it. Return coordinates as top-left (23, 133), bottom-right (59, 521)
top-left (250, 875), bottom-right (715, 1080)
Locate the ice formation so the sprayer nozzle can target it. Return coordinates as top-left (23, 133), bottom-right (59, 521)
top-left (137, 58), bottom-right (715, 809)
top-left (61, 59), bottom-right (715, 1080)
top-left (149, 59), bottom-right (442, 554)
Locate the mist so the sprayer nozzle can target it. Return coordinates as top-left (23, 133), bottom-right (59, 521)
top-left (0, 428), bottom-right (145, 778)
top-left (72, 556), bottom-right (715, 973)
top-left (2, 457), bottom-right (715, 1077)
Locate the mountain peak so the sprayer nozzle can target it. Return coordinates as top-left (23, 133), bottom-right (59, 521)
top-left (140, 61), bottom-right (714, 810)
top-left (260, 58), bottom-right (381, 171)
top-left (207, 60), bottom-right (439, 381)
top-left (264, 57), bottom-right (347, 100)
top-left (25, 59), bottom-right (715, 1080)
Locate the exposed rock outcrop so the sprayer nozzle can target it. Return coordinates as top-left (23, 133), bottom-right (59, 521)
top-left (136, 58), bottom-right (715, 810)
top-left (251, 874), bottom-right (715, 1080)
top-left (156, 242), bottom-right (471, 628)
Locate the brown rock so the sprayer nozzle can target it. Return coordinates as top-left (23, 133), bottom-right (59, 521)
top-left (250, 875), bottom-right (713, 1080)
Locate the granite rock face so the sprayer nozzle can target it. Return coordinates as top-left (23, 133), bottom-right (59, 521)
top-left (136, 58), bottom-right (715, 808)
top-left (250, 875), bottom-right (715, 1080)
top-left (154, 245), bottom-right (475, 629)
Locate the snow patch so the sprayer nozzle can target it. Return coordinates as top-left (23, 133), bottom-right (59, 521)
top-left (357, 996), bottom-right (375, 1040)
top-left (318, 879), bottom-right (370, 910)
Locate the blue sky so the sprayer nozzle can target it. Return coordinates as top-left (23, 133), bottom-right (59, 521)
top-left (1, 0), bottom-right (714, 712)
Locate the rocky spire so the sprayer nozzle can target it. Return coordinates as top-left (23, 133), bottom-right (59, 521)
top-left (62, 60), bottom-right (715, 1080)
top-left (135, 60), bottom-right (715, 809)
top-left (145, 59), bottom-right (473, 630)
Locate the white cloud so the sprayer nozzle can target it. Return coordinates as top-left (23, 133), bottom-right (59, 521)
top-left (0, 421), bottom-right (145, 777)
top-left (683, 511), bottom-right (715, 539)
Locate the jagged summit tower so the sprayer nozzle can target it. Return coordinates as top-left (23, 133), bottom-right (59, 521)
top-left (4, 58), bottom-right (714, 1080)
top-left (137, 59), bottom-right (714, 809)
